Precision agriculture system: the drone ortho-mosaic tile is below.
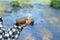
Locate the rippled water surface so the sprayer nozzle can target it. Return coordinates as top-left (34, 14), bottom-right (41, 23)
top-left (2, 4), bottom-right (60, 40)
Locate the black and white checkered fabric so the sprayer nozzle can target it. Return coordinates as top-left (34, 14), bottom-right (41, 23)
top-left (0, 18), bottom-right (23, 40)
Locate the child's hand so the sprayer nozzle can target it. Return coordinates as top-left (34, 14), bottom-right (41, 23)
top-left (16, 17), bottom-right (33, 28)
top-left (26, 17), bottom-right (32, 25)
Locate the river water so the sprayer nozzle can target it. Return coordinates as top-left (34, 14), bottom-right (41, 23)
top-left (2, 4), bottom-right (60, 40)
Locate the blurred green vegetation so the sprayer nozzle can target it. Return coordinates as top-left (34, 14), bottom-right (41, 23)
top-left (51, 0), bottom-right (60, 8)
top-left (10, 1), bottom-right (20, 7)
top-left (0, 3), bottom-right (7, 16)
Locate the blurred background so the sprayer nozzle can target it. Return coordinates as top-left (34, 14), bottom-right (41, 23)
top-left (0, 0), bottom-right (60, 40)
